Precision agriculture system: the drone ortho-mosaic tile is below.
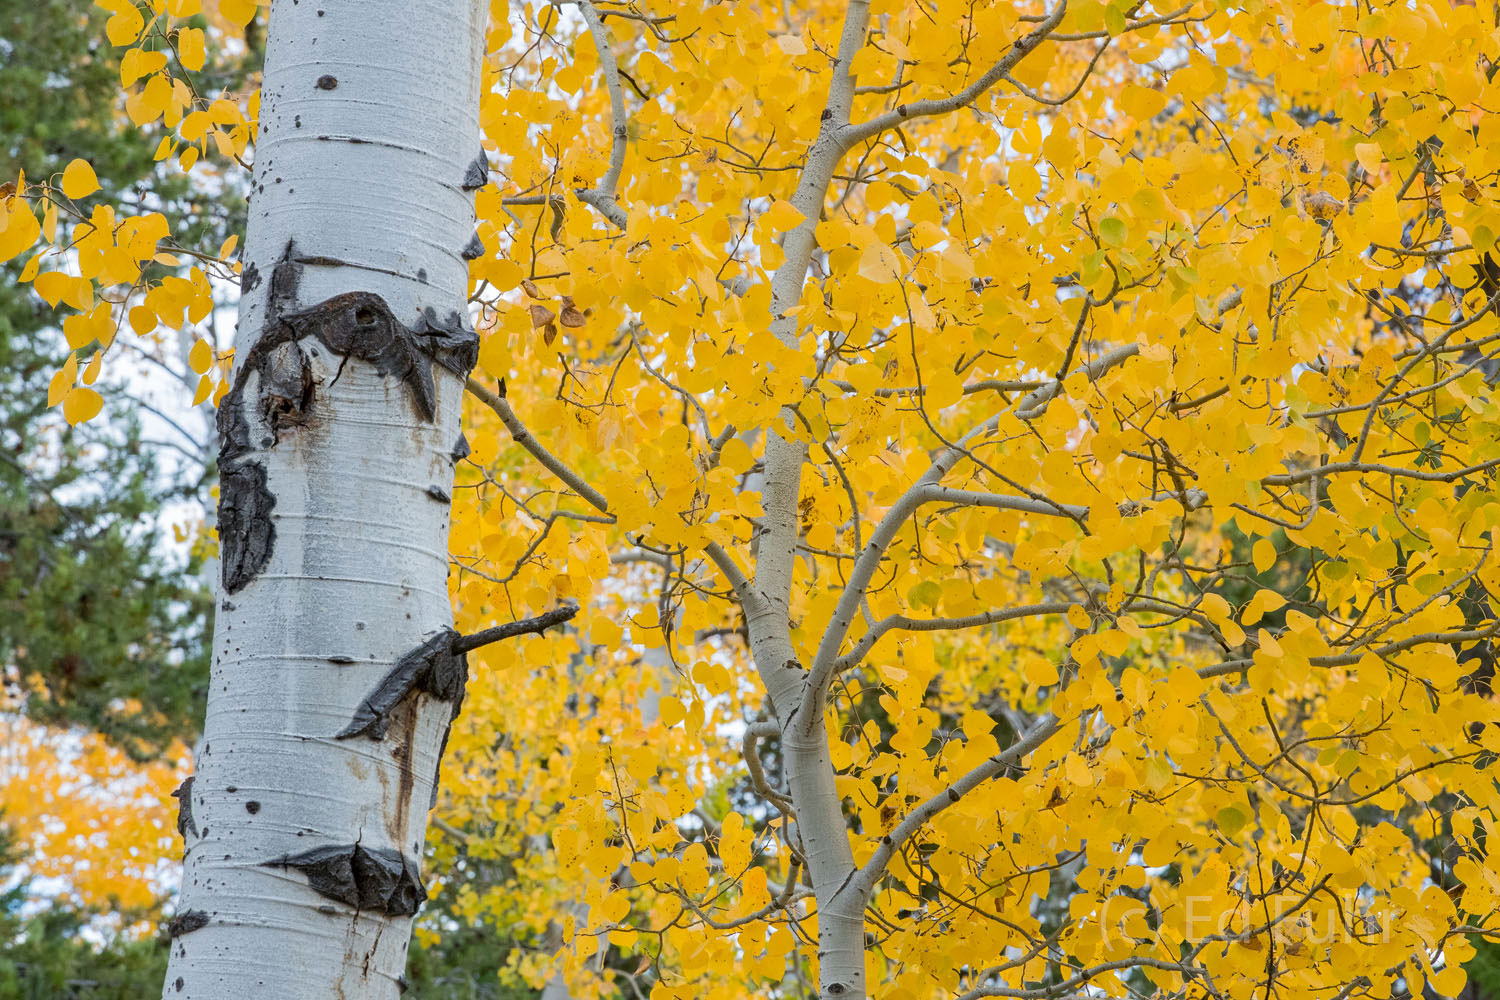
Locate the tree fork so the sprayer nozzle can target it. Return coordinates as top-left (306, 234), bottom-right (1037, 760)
top-left (162, 1), bottom-right (488, 997)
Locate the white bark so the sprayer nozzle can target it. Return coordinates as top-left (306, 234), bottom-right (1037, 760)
top-left (739, 5), bottom-right (1076, 996)
top-left (163, 1), bottom-right (486, 997)
top-left (745, 4), bottom-right (871, 994)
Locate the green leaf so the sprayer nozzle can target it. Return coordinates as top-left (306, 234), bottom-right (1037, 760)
top-left (1099, 216), bottom-right (1128, 247)
top-left (1216, 805), bottom-right (1248, 837)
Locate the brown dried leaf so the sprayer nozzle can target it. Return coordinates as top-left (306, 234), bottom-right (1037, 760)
top-left (521, 279), bottom-right (541, 299)
top-left (542, 322), bottom-right (558, 346)
top-left (528, 303), bottom-right (555, 327)
top-left (559, 305), bottom-right (586, 328)
top-left (1301, 190), bottom-right (1344, 221)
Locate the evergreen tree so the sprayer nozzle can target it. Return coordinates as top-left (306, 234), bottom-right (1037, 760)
top-left (0, 0), bottom-right (247, 757)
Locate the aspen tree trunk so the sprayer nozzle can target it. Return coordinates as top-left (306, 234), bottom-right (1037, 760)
top-left (163, 2), bottom-right (486, 997)
top-left (745, 6), bottom-right (873, 996)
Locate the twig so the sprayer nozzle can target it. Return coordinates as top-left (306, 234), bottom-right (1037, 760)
top-left (455, 603), bottom-right (581, 653)
top-left (465, 377), bottom-right (612, 514)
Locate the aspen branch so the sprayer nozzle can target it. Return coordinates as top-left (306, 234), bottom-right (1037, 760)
top-left (1042, 2), bottom-right (1203, 41)
top-left (851, 713), bottom-right (1062, 900)
top-left (573, 0), bottom-right (630, 230)
top-left (803, 479), bottom-right (1206, 734)
top-left (465, 377), bottom-right (613, 515)
top-left (1012, 341), bottom-right (1138, 416)
top-left (750, 0), bottom-right (872, 631)
top-left (704, 541), bottom-right (761, 614)
top-left (956, 955), bottom-right (1207, 1000)
top-left (742, 720), bottom-right (796, 818)
top-left (1002, 39), bottom-right (1109, 107)
top-left (1260, 456), bottom-right (1500, 486)
top-left (824, 602), bottom-right (1075, 682)
top-left (842, 619), bottom-right (1498, 906)
top-left (839, 3), bottom-right (1069, 148)
top-left (1198, 624), bottom-right (1500, 679)
top-left (455, 603), bottom-right (581, 653)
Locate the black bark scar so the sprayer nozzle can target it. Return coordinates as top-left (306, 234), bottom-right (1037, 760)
top-left (461, 148), bottom-right (489, 190)
top-left (172, 776), bottom-right (197, 840)
top-left (219, 462), bottom-right (276, 594)
top-left (273, 292), bottom-right (478, 421)
top-left (336, 605), bottom-right (580, 742)
top-left (265, 843), bottom-right (426, 916)
top-left (336, 628), bottom-right (466, 740)
top-left (166, 909), bottom-right (210, 938)
top-left (214, 274), bottom-right (479, 592)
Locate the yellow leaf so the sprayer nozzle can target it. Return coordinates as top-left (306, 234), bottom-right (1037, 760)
top-left (857, 241), bottom-right (901, 281)
top-left (120, 48), bottom-right (167, 86)
top-left (33, 272), bottom-right (74, 308)
top-left (762, 200), bottom-right (804, 233)
top-left (220, 0), bottom-right (259, 29)
top-left (1252, 538), bottom-right (1276, 573)
top-left (48, 354), bottom-right (78, 407)
top-left (62, 305), bottom-right (110, 349)
top-left (0, 198), bottom-right (40, 263)
top-left (218, 234), bottom-right (239, 259)
top-left (1430, 964), bottom-right (1467, 996)
top-left (658, 696), bottom-right (686, 728)
top-left (188, 338), bottom-right (212, 374)
top-left (1199, 592), bottom-right (1232, 626)
top-left (63, 386), bottom-right (103, 425)
top-left (82, 351), bottom-right (102, 386)
top-left (61, 160), bottom-right (100, 200)
top-left (192, 375), bottom-right (212, 406)
top-left (129, 305), bottom-right (157, 335)
top-left (1066, 604), bottom-right (1091, 630)
top-left (106, 8), bottom-right (145, 46)
top-left (1119, 84), bottom-right (1167, 120)
top-left (1242, 589), bottom-right (1286, 626)
top-left (178, 27), bottom-right (206, 71)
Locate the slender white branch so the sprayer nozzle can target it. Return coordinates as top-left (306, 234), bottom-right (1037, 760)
top-left (824, 602), bottom-right (1075, 682)
top-left (803, 484), bottom-right (1081, 730)
top-left (574, 0), bottom-right (629, 230)
top-left (705, 540), bottom-right (762, 614)
top-left (1014, 342), bottom-right (1139, 419)
top-left (1199, 625), bottom-right (1500, 679)
top-left (838, 3), bottom-right (1068, 148)
top-left (852, 713), bottom-right (1062, 898)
